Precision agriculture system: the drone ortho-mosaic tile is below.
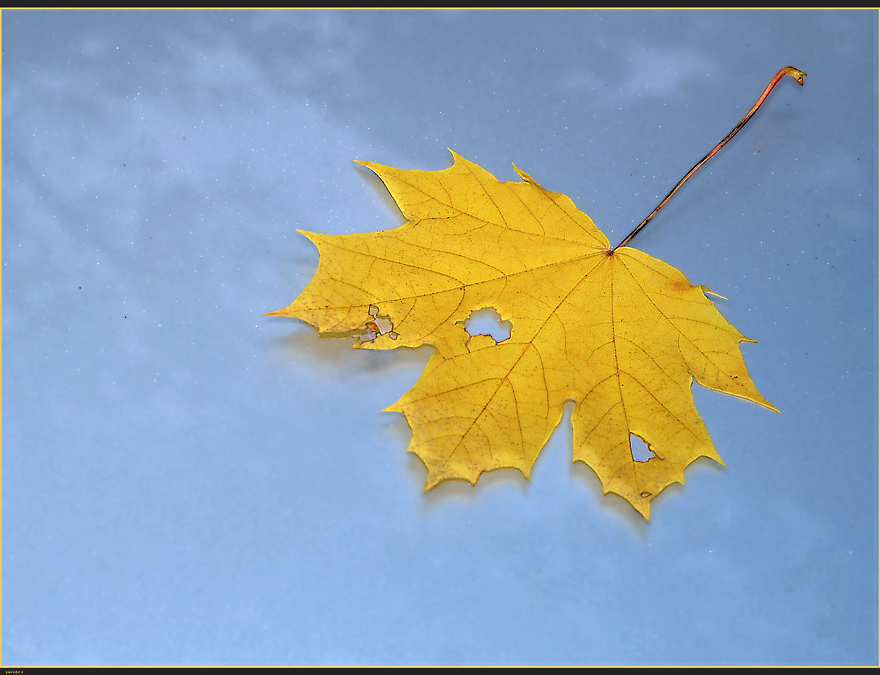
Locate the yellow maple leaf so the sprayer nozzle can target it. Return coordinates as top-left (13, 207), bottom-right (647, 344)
top-left (271, 152), bottom-right (777, 518)
top-left (270, 67), bottom-right (803, 519)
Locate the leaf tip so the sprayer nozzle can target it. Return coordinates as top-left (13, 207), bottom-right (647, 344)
top-left (742, 388), bottom-right (781, 414)
top-left (634, 496), bottom-right (652, 521)
top-left (446, 148), bottom-right (467, 166)
top-left (265, 304), bottom-right (297, 318)
top-left (295, 229), bottom-right (323, 247)
top-left (353, 159), bottom-right (384, 176)
top-left (512, 163), bottom-right (538, 185)
top-left (699, 285), bottom-right (727, 301)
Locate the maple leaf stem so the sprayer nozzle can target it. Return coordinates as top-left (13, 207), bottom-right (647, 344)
top-left (613, 66), bottom-right (806, 251)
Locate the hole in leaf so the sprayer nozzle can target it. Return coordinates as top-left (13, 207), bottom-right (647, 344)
top-left (630, 434), bottom-right (655, 463)
top-left (463, 307), bottom-right (512, 343)
top-left (360, 305), bottom-right (397, 342)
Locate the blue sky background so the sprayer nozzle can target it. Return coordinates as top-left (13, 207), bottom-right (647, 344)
top-left (3, 10), bottom-right (877, 665)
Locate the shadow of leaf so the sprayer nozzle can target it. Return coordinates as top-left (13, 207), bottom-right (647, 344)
top-left (269, 318), bottom-right (432, 375)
